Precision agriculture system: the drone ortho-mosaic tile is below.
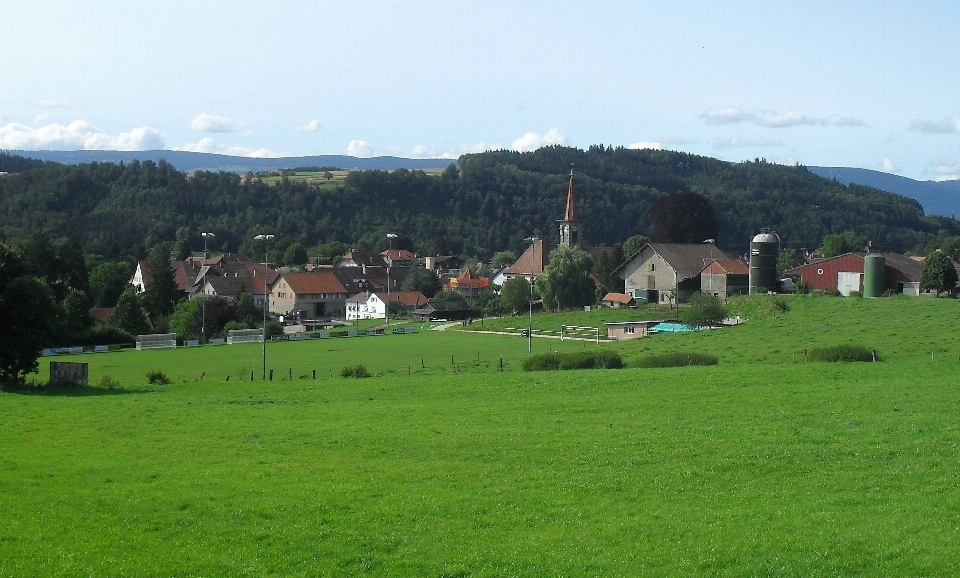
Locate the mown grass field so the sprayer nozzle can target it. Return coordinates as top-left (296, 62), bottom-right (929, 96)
top-left (3, 295), bottom-right (960, 576)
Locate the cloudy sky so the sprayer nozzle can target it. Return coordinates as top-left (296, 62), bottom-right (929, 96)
top-left (1, 0), bottom-right (959, 180)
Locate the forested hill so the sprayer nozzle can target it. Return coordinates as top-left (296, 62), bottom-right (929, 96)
top-left (0, 147), bottom-right (956, 260)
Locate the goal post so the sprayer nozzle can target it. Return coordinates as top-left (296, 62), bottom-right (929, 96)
top-left (227, 328), bottom-right (265, 344)
top-left (136, 333), bottom-right (177, 350)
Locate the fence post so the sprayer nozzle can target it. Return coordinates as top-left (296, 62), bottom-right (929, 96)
top-left (872, 349), bottom-right (877, 362)
top-left (499, 357), bottom-right (503, 371)
top-left (289, 368), bottom-right (292, 380)
top-left (251, 370), bottom-right (254, 381)
top-left (312, 369), bottom-right (316, 380)
top-left (803, 349), bottom-right (808, 362)
top-left (269, 369), bottom-right (273, 381)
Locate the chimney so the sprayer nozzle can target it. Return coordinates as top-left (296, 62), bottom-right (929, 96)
top-left (362, 263), bottom-right (366, 274)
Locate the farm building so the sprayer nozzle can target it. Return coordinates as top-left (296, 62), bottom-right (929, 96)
top-left (614, 242), bottom-right (737, 304)
top-left (600, 293), bottom-right (635, 307)
top-left (700, 258), bottom-right (749, 299)
top-left (412, 300), bottom-right (474, 322)
top-left (784, 252), bottom-right (958, 296)
top-left (604, 320), bottom-right (662, 340)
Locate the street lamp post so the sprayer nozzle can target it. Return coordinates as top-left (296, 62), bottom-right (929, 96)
top-left (254, 234), bottom-right (274, 379)
top-left (200, 232), bottom-right (215, 343)
top-left (386, 233), bottom-right (397, 327)
top-left (524, 236), bottom-right (539, 355)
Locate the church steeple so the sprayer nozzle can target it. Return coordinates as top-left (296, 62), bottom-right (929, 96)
top-left (558, 164), bottom-right (581, 247)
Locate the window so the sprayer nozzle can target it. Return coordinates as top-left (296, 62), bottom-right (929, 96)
top-left (649, 263), bottom-right (656, 272)
top-left (626, 326), bottom-right (635, 334)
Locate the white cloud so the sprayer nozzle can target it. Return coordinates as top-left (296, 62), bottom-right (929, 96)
top-left (297, 119), bottom-right (322, 133)
top-left (881, 158), bottom-right (901, 173)
top-left (34, 113), bottom-right (50, 124)
top-left (821, 115), bottom-right (864, 127)
top-left (409, 142), bottom-right (500, 159)
top-left (117, 126), bottom-right (165, 150)
top-left (347, 139), bottom-right (373, 157)
top-left (31, 99), bottom-right (77, 109)
top-left (713, 137), bottom-right (784, 149)
top-left (701, 107), bottom-right (753, 125)
top-left (190, 113), bottom-right (245, 133)
top-left (628, 141), bottom-right (662, 150)
top-left (703, 107), bottom-right (863, 129)
top-left (929, 160), bottom-right (959, 181)
top-left (412, 145), bottom-right (430, 157)
top-left (754, 110), bottom-right (815, 128)
top-left (910, 114), bottom-right (960, 134)
top-left (173, 137), bottom-right (279, 158)
top-left (512, 128), bottom-right (567, 152)
top-left (657, 134), bottom-right (698, 146)
top-left (0, 120), bottom-right (164, 151)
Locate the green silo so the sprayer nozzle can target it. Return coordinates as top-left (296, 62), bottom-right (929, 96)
top-left (863, 247), bottom-right (885, 298)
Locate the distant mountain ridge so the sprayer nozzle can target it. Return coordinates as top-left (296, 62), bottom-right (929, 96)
top-left (9, 150), bottom-right (455, 173)
top-left (809, 166), bottom-right (960, 218)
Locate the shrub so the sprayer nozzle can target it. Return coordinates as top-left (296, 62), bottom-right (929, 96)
top-left (681, 292), bottom-right (726, 328)
top-left (340, 365), bottom-right (371, 378)
top-left (521, 351), bottom-right (624, 371)
top-left (147, 371), bottom-right (171, 385)
top-left (265, 320), bottom-right (285, 339)
top-left (808, 345), bottom-right (876, 362)
top-left (635, 352), bottom-right (719, 368)
top-left (97, 375), bottom-right (120, 389)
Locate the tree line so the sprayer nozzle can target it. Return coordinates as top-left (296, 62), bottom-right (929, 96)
top-left (2, 147), bottom-right (956, 267)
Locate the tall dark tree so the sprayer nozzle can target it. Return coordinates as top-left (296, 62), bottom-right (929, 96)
top-left (402, 267), bottom-right (443, 298)
top-left (143, 243), bottom-right (180, 319)
top-left (0, 242), bottom-right (59, 384)
top-left (63, 289), bottom-right (93, 341)
top-left (89, 260), bottom-right (133, 307)
top-left (651, 192), bottom-right (719, 244)
top-left (109, 288), bottom-right (152, 336)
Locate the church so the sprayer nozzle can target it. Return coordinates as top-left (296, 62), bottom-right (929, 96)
top-left (502, 167), bottom-right (614, 283)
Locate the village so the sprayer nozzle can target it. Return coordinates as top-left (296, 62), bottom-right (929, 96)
top-left (119, 169), bottom-right (959, 346)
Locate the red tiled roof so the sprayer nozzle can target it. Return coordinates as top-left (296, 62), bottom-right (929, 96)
top-left (381, 249), bottom-right (416, 261)
top-left (601, 292), bottom-right (634, 305)
top-left (703, 258), bottom-right (749, 275)
top-left (279, 271), bottom-right (347, 294)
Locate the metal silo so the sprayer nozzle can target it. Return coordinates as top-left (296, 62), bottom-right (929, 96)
top-left (749, 230), bottom-right (780, 294)
top-left (863, 244), bottom-right (885, 298)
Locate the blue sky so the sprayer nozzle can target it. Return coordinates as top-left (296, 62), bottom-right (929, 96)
top-left (1, 0), bottom-right (959, 180)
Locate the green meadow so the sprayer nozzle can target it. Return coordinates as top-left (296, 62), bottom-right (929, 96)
top-left (3, 295), bottom-right (960, 576)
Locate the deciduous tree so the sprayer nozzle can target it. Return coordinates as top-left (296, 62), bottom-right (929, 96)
top-left (920, 250), bottom-right (959, 296)
top-left (535, 245), bottom-right (595, 311)
top-left (0, 242), bottom-right (59, 384)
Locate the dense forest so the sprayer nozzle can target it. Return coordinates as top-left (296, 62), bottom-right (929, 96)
top-left (1, 146), bottom-right (957, 262)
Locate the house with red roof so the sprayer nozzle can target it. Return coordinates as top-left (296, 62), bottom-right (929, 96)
top-left (700, 258), bottom-right (749, 299)
top-left (270, 271), bottom-right (348, 319)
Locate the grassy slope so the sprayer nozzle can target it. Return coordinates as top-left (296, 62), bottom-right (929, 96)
top-left (3, 296), bottom-right (960, 576)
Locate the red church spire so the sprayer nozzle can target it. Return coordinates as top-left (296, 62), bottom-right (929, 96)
top-left (563, 165), bottom-right (577, 221)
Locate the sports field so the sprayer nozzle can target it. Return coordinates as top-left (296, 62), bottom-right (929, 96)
top-left (3, 295), bottom-right (960, 576)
